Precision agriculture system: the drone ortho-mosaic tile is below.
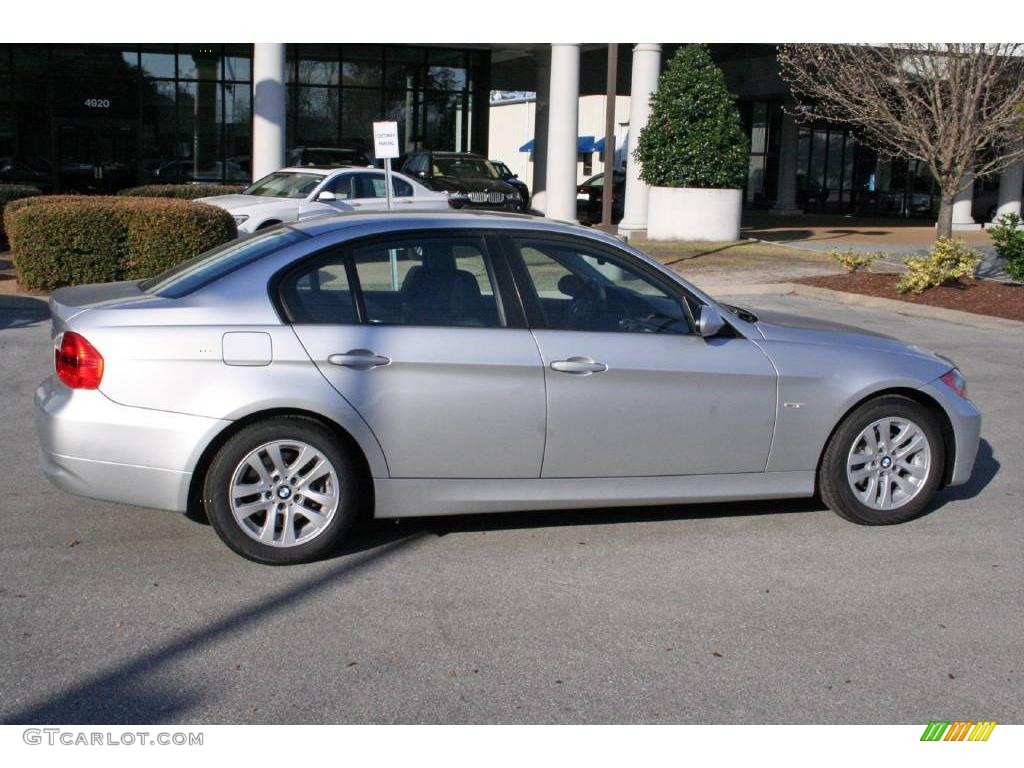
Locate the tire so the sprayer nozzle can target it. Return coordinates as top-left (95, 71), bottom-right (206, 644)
top-left (202, 417), bottom-right (360, 564)
top-left (819, 395), bottom-right (945, 525)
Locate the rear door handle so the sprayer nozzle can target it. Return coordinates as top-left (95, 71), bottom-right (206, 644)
top-left (327, 349), bottom-right (391, 369)
top-left (550, 357), bottom-right (608, 375)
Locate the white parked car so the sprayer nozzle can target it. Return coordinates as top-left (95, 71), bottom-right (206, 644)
top-left (199, 166), bottom-right (449, 234)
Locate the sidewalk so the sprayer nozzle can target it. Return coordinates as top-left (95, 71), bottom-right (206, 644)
top-left (741, 213), bottom-right (1007, 279)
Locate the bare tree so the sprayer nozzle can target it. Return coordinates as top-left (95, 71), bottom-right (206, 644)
top-left (778, 44), bottom-right (1024, 238)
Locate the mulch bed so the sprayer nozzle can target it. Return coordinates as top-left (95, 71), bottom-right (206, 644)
top-left (793, 272), bottom-right (1024, 322)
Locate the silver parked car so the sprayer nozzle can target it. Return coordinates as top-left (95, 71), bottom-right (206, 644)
top-left (36, 213), bottom-right (981, 564)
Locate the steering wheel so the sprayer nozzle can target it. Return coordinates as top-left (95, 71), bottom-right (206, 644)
top-left (565, 278), bottom-right (607, 330)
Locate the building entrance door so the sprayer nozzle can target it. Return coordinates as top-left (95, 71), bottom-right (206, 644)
top-left (56, 120), bottom-right (138, 193)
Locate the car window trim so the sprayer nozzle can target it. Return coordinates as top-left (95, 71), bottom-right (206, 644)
top-left (497, 231), bottom-right (703, 336)
top-left (271, 228), bottom-right (527, 330)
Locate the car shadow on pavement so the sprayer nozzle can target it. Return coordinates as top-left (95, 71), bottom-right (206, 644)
top-left (931, 438), bottom-right (999, 506)
top-left (0, 295), bottom-right (48, 330)
top-left (324, 497), bottom-right (826, 559)
top-left (1, 530), bottom-right (431, 725)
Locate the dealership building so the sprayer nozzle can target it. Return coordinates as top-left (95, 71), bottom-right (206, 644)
top-left (1, 43), bottom-right (1021, 234)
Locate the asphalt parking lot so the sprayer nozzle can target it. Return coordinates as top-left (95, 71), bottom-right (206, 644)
top-left (0, 291), bottom-right (1020, 725)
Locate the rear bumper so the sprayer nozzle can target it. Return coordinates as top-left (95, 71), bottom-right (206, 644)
top-left (919, 379), bottom-right (981, 487)
top-left (35, 376), bottom-right (230, 511)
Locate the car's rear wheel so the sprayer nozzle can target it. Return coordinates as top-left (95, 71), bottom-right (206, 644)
top-left (819, 395), bottom-right (944, 525)
top-left (202, 417), bottom-right (359, 564)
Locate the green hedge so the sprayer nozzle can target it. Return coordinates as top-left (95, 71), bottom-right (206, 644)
top-left (0, 184), bottom-right (43, 248)
top-left (4, 196), bottom-right (237, 290)
top-left (117, 184), bottom-right (246, 199)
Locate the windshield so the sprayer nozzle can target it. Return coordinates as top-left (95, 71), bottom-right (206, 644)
top-left (434, 157), bottom-right (500, 180)
top-left (140, 228), bottom-right (308, 298)
top-left (243, 171), bottom-right (326, 198)
top-left (492, 162), bottom-right (512, 179)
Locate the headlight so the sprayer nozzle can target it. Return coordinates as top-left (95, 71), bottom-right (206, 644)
top-left (505, 193), bottom-right (518, 202)
top-left (939, 368), bottom-right (967, 399)
top-left (446, 191), bottom-right (469, 201)
top-left (232, 214), bottom-right (249, 226)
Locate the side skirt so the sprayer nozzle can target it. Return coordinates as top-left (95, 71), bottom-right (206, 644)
top-left (372, 471), bottom-right (815, 519)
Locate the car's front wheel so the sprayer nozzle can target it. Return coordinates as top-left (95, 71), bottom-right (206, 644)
top-left (202, 417), bottom-right (360, 564)
top-left (819, 395), bottom-right (944, 525)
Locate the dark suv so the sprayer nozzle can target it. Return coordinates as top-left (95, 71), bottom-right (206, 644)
top-left (401, 151), bottom-right (521, 211)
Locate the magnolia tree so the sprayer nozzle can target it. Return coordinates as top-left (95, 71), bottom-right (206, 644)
top-left (778, 44), bottom-right (1024, 238)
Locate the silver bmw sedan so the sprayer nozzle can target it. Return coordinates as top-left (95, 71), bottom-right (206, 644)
top-left (35, 213), bottom-right (981, 564)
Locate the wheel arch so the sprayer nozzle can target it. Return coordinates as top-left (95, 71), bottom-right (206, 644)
top-left (815, 386), bottom-right (956, 490)
top-left (186, 407), bottom-right (376, 520)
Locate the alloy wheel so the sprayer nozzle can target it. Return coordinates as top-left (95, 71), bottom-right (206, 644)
top-left (845, 417), bottom-right (932, 511)
top-left (229, 439), bottom-right (340, 547)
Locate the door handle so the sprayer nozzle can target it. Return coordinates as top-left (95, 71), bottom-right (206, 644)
top-left (550, 357), bottom-right (608, 375)
top-left (348, 201), bottom-right (362, 207)
top-left (327, 349), bottom-right (391, 369)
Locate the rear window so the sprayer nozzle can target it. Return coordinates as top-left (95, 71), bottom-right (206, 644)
top-left (141, 228), bottom-right (308, 298)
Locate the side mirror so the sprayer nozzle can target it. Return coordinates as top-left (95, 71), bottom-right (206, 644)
top-left (696, 305), bottom-right (726, 338)
top-left (317, 190), bottom-right (336, 202)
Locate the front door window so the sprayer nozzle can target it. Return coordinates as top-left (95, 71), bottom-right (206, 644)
top-left (511, 238), bottom-right (692, 335)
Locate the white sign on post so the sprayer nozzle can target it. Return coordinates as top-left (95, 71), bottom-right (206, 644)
top-left (372, 121), bottom-right (400, 160)
top-left (372, 120), bottom-right (399, 215)
top-left (372, 121), bottom-right (401, 288)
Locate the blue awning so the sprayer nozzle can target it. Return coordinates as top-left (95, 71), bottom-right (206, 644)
top-left (594, 137), bottom-right (613, 154)
top-left (519, 136), bottom-right (598, 153)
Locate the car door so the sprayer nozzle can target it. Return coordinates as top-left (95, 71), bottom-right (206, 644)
top-left (343, 172), bottom-right (392, 211)
top-left (392, 175), bottom-right (449, 211)
top-left (298, 172), bottom-right (357, 220)
top-left (503, 233), bottom-right (777, 479)
top-left (281, 231), bottom-right (547, 479)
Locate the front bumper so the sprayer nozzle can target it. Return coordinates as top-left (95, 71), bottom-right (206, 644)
top-left (35, 376), bottom-right (230, 511)
top-left (918, 379), bottom-right (982, 486)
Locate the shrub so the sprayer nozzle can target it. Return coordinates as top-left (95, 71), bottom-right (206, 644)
top-left (828, 248), bottom-right (885, 273)
top-left (0, 184), bottom-right (42, 247)
top-left (5, 196), bottom-right (236, 290)
top-left (896, 238), bottom-right (981, 294)
top-left (118, 184), bottom-right (246, 199)
top-left (633, 44), bottom-right (749, 189)
top-left (987, 212), bottom-right (1024, 282)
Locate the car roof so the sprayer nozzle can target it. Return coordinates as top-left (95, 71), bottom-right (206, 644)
top-left (429, 151), bottom-right (486, 159)
top-left (287, 210), bottom-right (624, 245)
top-left (276, 165), bottom-right (382, 175)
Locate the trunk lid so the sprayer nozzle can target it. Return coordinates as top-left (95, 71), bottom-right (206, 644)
top-left (49, 280), bottom-right (148, 337)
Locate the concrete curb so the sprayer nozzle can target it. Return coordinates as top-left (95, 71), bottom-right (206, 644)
top-left (713, 281), bottom-right (1024, 332)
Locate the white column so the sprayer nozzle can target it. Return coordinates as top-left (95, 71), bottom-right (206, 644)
top-left (952, 170), bottom-right (978, 228)
top-left (618, 44), bottom-right (662, 237)
top-left (771, 107), bottom-right (802, 215)
top-left (544, 44), bottom-right (581, 222)
top-left (530, 52), bottom-right (551, 213)
top-left (252, 43), bottom-right (287, 181)
top-left (995, 157), bottom-right (1023, 221)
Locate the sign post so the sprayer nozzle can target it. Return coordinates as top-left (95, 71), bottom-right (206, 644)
top-left (372, 121), bottom-right (401, 287)
top-left (372, 120), bottom-right (400, 211)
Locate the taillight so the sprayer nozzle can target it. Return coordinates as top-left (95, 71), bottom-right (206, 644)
top-left (55, 331), bottom-right (104, 389)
